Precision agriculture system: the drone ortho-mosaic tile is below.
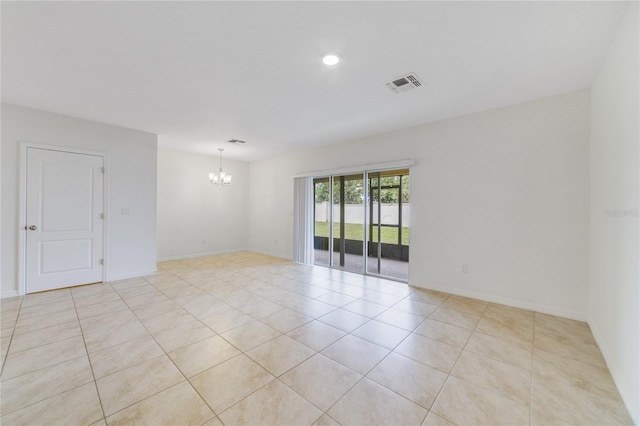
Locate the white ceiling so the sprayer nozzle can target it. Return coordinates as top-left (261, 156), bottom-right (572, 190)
top-left (1, 1), bottom-right (629, 161)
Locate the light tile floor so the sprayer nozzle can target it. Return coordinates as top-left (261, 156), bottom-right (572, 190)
top-left (0, 251), bottom-right (633, 425)
top-left (313, 250), bottom-right (409, 281)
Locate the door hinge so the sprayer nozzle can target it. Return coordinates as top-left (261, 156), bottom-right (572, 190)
top-left (100, 213), bottom-right (104, 219)
top-left (101, 167), bottom-right (105, 174)
top-left (99, 259), bottom-right (104, 265)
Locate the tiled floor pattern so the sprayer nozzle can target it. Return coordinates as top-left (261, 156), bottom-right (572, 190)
top-left (0, 252), bottom-right (633, 425)
top-left (313, 250), bottom-right (409, 281)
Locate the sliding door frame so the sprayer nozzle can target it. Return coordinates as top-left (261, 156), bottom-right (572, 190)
top-left (312, 167), bottom-right (410, 283)
top-left (362, 171), bottom-right (369, 277)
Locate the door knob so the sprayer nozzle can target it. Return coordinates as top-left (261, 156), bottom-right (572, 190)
top-left (28, 225), bottom-right (37, 230)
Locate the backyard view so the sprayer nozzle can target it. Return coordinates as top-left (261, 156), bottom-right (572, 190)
top-left (313, 170), bottom-right (410, 280)
top-left (314, 222), bottom-right (410, 245)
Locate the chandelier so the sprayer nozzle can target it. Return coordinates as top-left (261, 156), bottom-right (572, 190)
top-left (209, 148), bottom-right (232, 185)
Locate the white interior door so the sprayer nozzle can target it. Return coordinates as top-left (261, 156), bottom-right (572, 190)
top-left (25, 148), bottom-right (104, 293)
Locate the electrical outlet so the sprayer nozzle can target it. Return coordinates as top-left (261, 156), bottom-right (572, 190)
top-left (461, 264), bottom-right (469, 273)
top-left (121, 208), bottom-right (130, 215)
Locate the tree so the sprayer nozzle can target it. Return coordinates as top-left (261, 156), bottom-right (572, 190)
top-left (336, 179), bottom-right (364, 204)
top-left (314, 181), bottom-right (330, 203)
top-left (376, 175), bottom-right (410, 203)
top-left (314, 174), bottom-right (409, 204)
top-left (314, 179), bottom-right (363, 203)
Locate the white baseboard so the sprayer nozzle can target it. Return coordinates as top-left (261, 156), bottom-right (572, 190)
top-left (589, 321), bottom-right (639, 424)
top-left (157, 248), bottom-right (249, 263)
top-left (415, 283), bottom-right (588, 322)
top-left (247, 248), bottom-right (293, 261)
top-left (107, 269), bottom-right (158, 282)
top-left (1, 289), bottom-right (19, 299)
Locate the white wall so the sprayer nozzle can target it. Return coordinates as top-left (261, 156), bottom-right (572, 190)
top-left (249, 90), bottom-right (591, 320)
top-left (156, 148), bottom-right (249, 261)
top-left (315, 203), bottom-right (411, 227)
top-left (589, 3), bottom-right (639, 423)
top-left (1, 103), bottom-right (158, 297)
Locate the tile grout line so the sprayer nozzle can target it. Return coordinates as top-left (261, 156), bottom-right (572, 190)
top-left (113, 273), bottom-right (220, 422)
top-left (180, 258), bottom-right (404, 421)
top-left (167, 267), bottom-right (402, 425)
top-left (422, 293), bottom-right (463, 424)
top-left (160, 258), bottom-right (481, 425)
top-left (164, 268), bottom-right (311, 425)
top-left (148, 269), bottom-right (312, 423)
top-left (0, 296), bottom-right (25, 379)
top-left (158, 256), bottom-right (628, 422)
top-left (8, 254), bottom-right (615, 425)
top-left (92, 278), bottom-right (191, 418)
top-left (0, 361), bottom-right (101, 419)
top-left (1, 293), bottom-right (105, 418)
top-left (1, 333), bottom-right (87, 379)
top-left (86, 272), bottom-right (222, 423)
top-left (70, 287), bottom-right (108, 424)
top-left (425, 296), bottom-right (486, 425)
top-left (315, 291), bottom-right (448, 423)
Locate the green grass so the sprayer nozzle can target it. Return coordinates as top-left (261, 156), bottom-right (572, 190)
top-left (315, 222), bottom-right (410, 245)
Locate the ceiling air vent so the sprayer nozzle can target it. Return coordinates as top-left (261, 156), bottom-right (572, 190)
top-left (227, 139), bottom-right (246, 144)
top-left (385, 73), bottom-right (423, 94)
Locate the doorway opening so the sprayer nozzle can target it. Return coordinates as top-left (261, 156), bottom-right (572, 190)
top-left (313, 169), bottom-right (409, 281)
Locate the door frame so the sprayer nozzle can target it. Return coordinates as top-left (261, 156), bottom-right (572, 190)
top-left (312, 167), bottom-right (410, 283)
top-left (18, 142), bottom-right (109, 296)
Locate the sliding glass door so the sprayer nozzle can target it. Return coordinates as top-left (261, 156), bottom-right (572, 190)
top-left (313, 169), bottom-right (409, 282)
top-left (313, 174), bottom-right (364, 273)
top-left (333, 174), bottom-right (364, 273)
top-left (366, 171), bottom-right (409, 280)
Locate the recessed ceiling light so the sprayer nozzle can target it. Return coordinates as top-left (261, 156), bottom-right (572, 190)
top-left (322, 53), bottom-right (340, 66)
